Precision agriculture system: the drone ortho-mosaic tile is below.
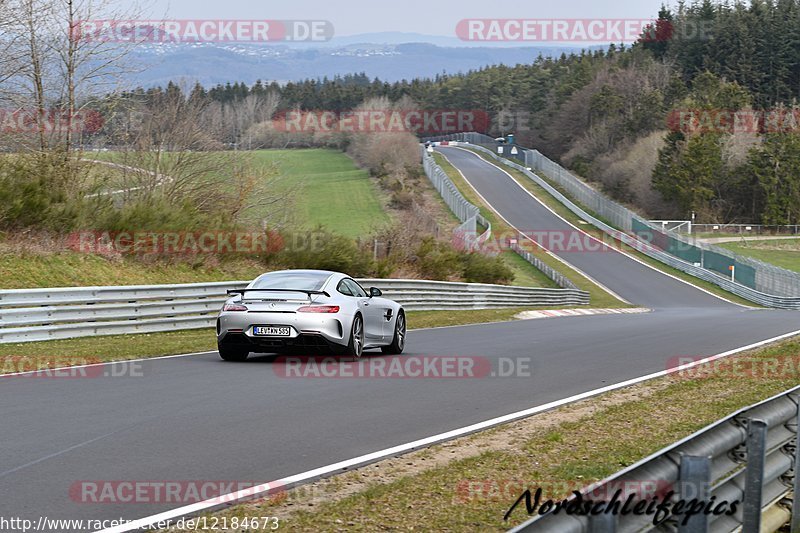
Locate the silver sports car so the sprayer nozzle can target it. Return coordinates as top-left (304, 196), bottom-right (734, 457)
top-left (216, 269), bottom-right (406, 361)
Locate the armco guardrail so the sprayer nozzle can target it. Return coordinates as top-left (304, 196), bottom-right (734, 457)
top-left (422, 145), bottom-right (497, 255)
top-left (510, 240), bottom-right (578, 290)
top-left (427, 134), bottom-right (800, 309)
top-left (509, 384), bottom-right (800, 532)
top-left (0, 279), bottom-right (589, 343)
top-left (422, 145), bottom-right (483, 243)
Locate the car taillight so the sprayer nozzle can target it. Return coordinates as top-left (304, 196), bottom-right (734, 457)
top-left (223, 303), bottom-right (248, 312)
top-left (297, 305), bottom-right (340, 313)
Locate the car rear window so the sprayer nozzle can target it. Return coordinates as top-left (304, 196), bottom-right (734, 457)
top-left (250, 272), bottom-right (331, 291)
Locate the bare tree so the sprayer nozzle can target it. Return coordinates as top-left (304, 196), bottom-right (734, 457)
top-left (0, 0), bottom-right (27, 90)
top-left (109, 86), bottom-right (294, 228)
top-left (50, 0), bottom-right (143, 152)
top-left (1, 0), bottom-right (144, 153)
top-left (0, 0), bottom-right (52, 152)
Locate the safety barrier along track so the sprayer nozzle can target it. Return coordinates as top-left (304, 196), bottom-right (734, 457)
top-left (510, 385), bottom-right (800, 532)
top-left (0, 279), bottom-right (589, 343)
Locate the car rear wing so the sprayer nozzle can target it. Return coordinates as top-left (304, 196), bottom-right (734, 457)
top-left (227, 288), bottom-right (331, 298)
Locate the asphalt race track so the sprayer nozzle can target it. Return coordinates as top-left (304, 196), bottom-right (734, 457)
top-left (436, 147), bottom-right (734, 309)
top-left (2, 147), bottom-right (799, 530)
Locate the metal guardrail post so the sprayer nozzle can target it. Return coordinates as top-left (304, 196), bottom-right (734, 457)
top-left (678, 455), bottom-right (711, 533)
top-left (791, 404), bottom-right (800, 533)
top-left (743, 419), bottom-right (768, 533)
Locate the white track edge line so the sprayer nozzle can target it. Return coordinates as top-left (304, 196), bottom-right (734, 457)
top-left (98, 327), bottom-right (800, 533)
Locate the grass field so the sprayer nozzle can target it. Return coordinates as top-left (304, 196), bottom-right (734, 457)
top-left (87, 149), bottom-right (390, 238)
top-left (251, 149), bottom-right (390, 238)
top-left (717, 238), bottom-right (800, 273)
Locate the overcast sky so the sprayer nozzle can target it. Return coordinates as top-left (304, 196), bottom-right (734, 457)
top-left (143, 0), bottom-right (673, 38)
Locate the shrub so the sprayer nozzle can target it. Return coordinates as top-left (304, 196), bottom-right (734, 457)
top-left (390, 190), bottom-right (414, 209)
top-left (461, 252), bottom-right (514, 284)
top-left (89, 197), bottom-right (228, 233)
top-left (272, 227), bottom-right (373, 276)
top-left (0, 153), bottom-right (94, 231)
top-left (414, 237), bottom-right (461, 280)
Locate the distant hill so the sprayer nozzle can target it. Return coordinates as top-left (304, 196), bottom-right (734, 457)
top-left (122, 38), bottom-right (593, 87)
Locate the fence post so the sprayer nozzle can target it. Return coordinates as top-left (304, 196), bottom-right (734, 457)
top-left (742, 418), bottom-right (768, 533)
top-left (677, 455), bottom-right (711, 533)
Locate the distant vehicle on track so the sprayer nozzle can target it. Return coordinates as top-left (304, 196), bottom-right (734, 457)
top-left (216, 270), bottom-right (406, 361)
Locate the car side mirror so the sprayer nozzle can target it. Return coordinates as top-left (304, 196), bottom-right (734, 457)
top-left (369, 287), bottom-right (382, 297)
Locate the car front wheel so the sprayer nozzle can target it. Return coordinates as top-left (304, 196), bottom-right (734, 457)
top-left (381, 311), bottom-right (405, 355)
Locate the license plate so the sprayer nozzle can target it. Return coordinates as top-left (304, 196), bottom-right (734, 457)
top-left (253, 326), bottom-right (291, 336)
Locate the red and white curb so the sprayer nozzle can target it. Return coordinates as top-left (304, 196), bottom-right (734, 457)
top-left (515, 308), bottom-right (651, 320)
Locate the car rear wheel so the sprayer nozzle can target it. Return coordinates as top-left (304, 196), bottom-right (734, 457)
top-left (344, 314), bottom-right (364, 358)
top-left (381, 311), bottom-right (405, 355)
top-left (218, 345), bottom-right (250, 362)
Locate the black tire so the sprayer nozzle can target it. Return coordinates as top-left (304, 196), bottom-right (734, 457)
top-left (218, 345), bottom-right (249, 362)
top-left (381, 310), bottom-right (406, 355)
top-left (344, 314), bottom-right (364, 358)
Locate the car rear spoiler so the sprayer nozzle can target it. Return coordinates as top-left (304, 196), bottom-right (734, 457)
top-left (227, 288), bottom-right (331, 298)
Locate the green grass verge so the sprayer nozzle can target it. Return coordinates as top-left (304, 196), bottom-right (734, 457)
top-left (461, 148), bottom-right (756, 307)
top-left (251, 149), bottom-right (390, 238)
top-left (0, 251), bottom-right (265, 289)
top-left (190, 334), bottom-right (800, 532)
top-left (0, 307), bottom-right (556, 370)
top-left (434, 151), bottom-right (628, 307)
top-left (718, 238), bottom-right (800, 273)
